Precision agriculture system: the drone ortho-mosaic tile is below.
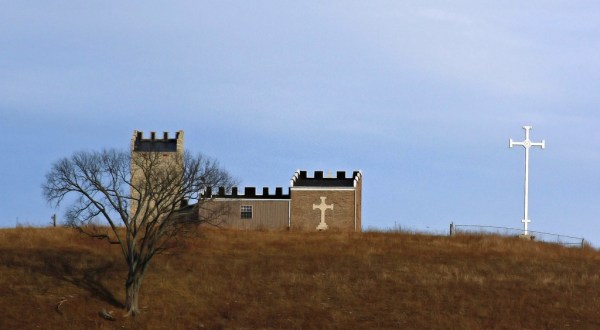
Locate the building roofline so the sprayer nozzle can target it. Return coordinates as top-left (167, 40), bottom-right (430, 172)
top-left (201, 186), bottom-right (290, 199)
top-left (290, 170), bottom-right (362, 188)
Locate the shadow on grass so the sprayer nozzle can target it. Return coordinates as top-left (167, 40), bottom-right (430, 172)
top-left (0, 248), bottom-right (124, 308)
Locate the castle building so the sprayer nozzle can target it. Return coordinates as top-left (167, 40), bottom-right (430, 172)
top-left (131, 130), bottom-right (362, 231)
top-left (202, 170), bottom-right (362, 231)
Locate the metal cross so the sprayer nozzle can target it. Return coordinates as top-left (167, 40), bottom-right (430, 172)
top-left (313, 196), bottom-right (334, 231)
top-left (509, 125), bottom-right (545, 235)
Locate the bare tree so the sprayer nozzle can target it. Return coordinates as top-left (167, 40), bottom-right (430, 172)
top-left (43, 149), bottom-right (234, 316)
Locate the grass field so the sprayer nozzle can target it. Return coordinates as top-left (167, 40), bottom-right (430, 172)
top-left (1, 227), bottom-right (600, 329)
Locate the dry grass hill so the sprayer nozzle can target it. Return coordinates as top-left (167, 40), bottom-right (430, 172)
top-left (1, 227), bottom-right (600, 329)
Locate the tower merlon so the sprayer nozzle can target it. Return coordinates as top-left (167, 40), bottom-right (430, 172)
top-left (131, 130), bottom-right (184, 153)
top-left (290, 170), bottom-right (362, 188)
top-left (202, 186), bottom-right (290, 199)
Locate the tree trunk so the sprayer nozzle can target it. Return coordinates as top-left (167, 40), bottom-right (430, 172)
top-left (125, 271), bottom-right (142, 316)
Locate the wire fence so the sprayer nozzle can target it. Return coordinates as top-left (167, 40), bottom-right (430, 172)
top-left (449, 223), bottom-right (586, 248)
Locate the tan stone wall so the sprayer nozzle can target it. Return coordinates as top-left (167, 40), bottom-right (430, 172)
top-left (290, 189), bottom-right (357, 231)
top-left (355, 176), bottom-right (362, 232)
top-left (129, 130), bottom-right (184, 217)
top-left (200, 199), bottom-right (290, 230)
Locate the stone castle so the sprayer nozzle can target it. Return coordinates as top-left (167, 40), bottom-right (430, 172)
top-left (131, 130), bottom-right (362, 231)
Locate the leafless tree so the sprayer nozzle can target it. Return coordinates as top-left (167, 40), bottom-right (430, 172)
top-left (43, 149), bottom-right (234, 316)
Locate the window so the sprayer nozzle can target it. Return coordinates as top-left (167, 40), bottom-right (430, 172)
top-left (240, 205), bottom-right (253, 219)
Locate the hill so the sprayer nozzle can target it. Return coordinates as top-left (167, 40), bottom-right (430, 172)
top-left (1, 227), bottom-right (600, 329)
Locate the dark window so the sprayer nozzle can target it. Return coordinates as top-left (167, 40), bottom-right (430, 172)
top-left (241, 205), bottom-right (253, 219)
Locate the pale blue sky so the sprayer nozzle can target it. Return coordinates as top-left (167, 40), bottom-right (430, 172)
top-left (2, 2), bottom-right (600, 245)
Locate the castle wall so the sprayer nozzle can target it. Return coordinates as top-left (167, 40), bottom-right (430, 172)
top-left (289, 170), bottom-right (362, 232)
top-left (290, 188), bottom-right (357, 231)
top-left (199, 186), bottom-right (291, 230)
top-left (201, 199), bottom-right (290, 230)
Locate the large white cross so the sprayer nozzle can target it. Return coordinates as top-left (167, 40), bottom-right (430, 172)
top-left (313, 196), bottom-right (334, 231)
top-left (509, 125), bottom-right (545, 235)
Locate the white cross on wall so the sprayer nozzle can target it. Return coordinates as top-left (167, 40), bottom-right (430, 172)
top-left (509, 125), bottom-right (545, 236)
top-left (313, 196), bottom-right (334, 231)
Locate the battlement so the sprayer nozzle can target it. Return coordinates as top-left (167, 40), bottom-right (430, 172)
top-left (290, 170), bottom-right (362, 188)
top-left (202, 186), bottom-right (290, 199)
top-left (131, 130), bottom-right (184, 153)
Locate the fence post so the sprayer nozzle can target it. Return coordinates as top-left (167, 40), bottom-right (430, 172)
top-left (449, 222), bottom-right (455, 237)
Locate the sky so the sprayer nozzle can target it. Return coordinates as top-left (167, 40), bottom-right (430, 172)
top-left (2, 1), bottom-right (600, 245)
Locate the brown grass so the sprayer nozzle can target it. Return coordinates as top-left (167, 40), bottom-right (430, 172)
top-left (1, 227), bottom-right (600, 329)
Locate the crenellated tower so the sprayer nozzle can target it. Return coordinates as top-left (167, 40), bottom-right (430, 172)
top-left (290, 170), bottom-right (362, 232)
top-left (130, 130), bottom-right (184, 217)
